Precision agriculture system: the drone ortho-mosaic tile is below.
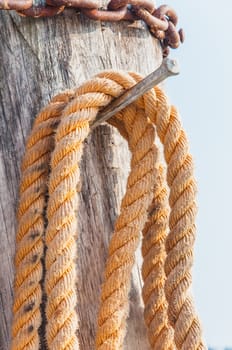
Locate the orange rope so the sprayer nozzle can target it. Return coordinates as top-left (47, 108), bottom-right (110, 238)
top-left (11, 71), bottom-right (206, 350)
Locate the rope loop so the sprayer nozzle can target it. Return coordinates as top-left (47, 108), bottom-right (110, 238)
top-left (11, 71), bottom-right (206, 350)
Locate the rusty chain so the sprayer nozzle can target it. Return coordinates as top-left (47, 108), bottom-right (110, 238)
top-left (0, 0), bottom-right (184, 56)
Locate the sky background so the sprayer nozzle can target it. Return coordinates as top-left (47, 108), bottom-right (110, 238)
top-left (164, 0), bottom-right (231, 347)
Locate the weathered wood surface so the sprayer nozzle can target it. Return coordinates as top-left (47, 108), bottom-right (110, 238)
top-left (0, 8), bottom-right (162, 350)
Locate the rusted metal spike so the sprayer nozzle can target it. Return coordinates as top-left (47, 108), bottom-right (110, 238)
top-left (91, 57), bottom-right (179, 129)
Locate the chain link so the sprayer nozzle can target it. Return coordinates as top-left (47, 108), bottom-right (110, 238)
top-left (0, 0), bottom-right (184, 56)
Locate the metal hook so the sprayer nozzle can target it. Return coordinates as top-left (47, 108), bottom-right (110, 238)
top-left (91, 57), bottom-right (179, 129)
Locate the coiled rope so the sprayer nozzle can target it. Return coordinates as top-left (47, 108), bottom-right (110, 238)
top-left (11, 71), bottom-right (206, 350)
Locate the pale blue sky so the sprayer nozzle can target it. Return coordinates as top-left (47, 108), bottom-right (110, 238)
top-left (164, 0), bottom-right (231, 347)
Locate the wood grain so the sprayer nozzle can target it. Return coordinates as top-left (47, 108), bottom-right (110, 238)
top-left (0, 8), bottom-right (162, 349)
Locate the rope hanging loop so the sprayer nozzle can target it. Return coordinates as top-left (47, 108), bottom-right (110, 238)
top-left (11, 69), bottom-right (206, 350)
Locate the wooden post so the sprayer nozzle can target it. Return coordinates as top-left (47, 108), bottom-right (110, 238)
top-left (0, 8), bottom-right (162, 349)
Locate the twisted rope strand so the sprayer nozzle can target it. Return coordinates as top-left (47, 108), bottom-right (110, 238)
top-left (44, 79), bottom-right (131, 350)
top-left (45, 110), bottom-right (99, 349)
top-left (143, 86), bottom-right (206, 349)
top-left (141, 165), bottom-right (175, 350)
top-left (109, 104), bottom-right (174, 349)
top-left (11, 93), bottom-right (74, 350)
top-left (96, 105), bottom-right (158, 350)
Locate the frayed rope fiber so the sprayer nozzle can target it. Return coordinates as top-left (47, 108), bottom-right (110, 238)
top-left (11, 70), bottom-right (206, 350)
